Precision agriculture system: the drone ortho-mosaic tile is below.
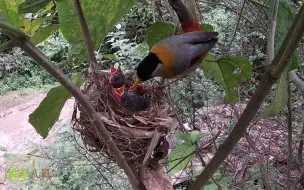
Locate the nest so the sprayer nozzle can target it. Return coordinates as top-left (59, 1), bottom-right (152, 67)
top-left (72, 70), bottom-right (176, 167)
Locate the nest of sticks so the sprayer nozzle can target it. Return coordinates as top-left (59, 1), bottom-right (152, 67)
top-left (71, 70), bottom-right (176, 167)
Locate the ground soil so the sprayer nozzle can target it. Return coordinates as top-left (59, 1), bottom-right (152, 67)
top-left (0, 89), bottom-right (75, 190)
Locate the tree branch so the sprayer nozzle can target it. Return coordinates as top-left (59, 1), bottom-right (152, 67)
top-left (266, 0), bottom-right (279, 65)
top-left (298, 123), bottom-right (304, 171)
top-left (188, 4), bottom-right (304, 189)
top-left (0, 23), bottom-right (142, 190)
top-left (289, 71), bottom-right (304, 96)
top-left (71, 1), bottom-right (143, 188)
top-left (0, 40), bottom-right (15, 51)
top-left (225, 0), bottom-right (246, 53)
top-left (287, 83), bottom-right (293, 189)
top-left (231, 105), bottom-right (271, 190)
top-left (72, 0), bottom-right (100, 81)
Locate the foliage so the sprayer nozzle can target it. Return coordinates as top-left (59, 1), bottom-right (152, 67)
top-left (202, 55), bottom-right (252, 104)
top-left (56, 0), bottom-right (138, 65)
top-left (263, 0), bottom-right (299, 117)
top-left (29, 73), bottom-right (84, 138)
top-left (5, 124), bottom-right (130, 190)
top-left (123, 1), bottom-right (154, 43)
top-left (146, 22), bottom-right (175, 49)
top-left (0, 32), bottom-right (71, 94)
top-left (169, 131), bottom-right (203, 175)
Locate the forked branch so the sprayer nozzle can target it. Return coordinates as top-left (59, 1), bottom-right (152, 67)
top-left (0, 21), bottom-right (142, 190)
top-left (188, 4), bottom-right (304, 190)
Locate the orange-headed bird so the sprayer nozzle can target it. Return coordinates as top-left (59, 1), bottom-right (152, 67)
top-left (131, 0), bottom-right (218, 88)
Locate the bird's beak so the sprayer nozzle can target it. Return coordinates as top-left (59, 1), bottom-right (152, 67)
top-left (110, 66), bottom-right (117, 74)
top-left (115, 84), bottom-right (125, 96)
top-left (131, 76), bottom-right (142, 89)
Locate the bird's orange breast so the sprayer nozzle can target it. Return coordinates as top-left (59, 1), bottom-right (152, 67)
top-left (151, 44), bottom-right (175, 78)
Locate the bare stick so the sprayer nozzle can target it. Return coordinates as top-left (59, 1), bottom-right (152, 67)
top-left (289, 71), bottom-right (304, 96)
top-left (74, 1), bottom-right (143, 188)
top-left (225, 0), bottom-right (246, 53)
top-left (287, 83), bottom-right (293, 188)
top-left (0, 22), bottom-right (141, 190)
top-left (231, 105), bottom-right (271, 189)
top-left (0, 40), bottom-right (15, 51)
top-left (188, 4), bottom-right (304, 189)
top-left (298, 123), bottom-right (304, 171)
top-left (72, 0), bottom-right (100, 86)
top-left (266, 0), bottom-right (279, 65)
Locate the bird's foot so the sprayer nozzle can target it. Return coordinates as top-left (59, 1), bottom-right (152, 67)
top-left (154, 77), bottom-right (184, 89)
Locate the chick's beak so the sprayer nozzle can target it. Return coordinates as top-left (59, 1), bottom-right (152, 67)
top-left (110, 66), bottom-right (117, 74)
top-left (131, 76), bottom-right (142, 89)
top-left (116, 84), bottom-right (125, 96)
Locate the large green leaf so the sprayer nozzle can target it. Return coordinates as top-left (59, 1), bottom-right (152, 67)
top-left (56, 0), bottom-right (138, 64)
top-left (0, 0), bottom-right (54, 35)
top-left (18, 0), bottom-right (51, 14)
top-left (262, 53), bottom-right (298, 117)
top-left (176, 133), bottom-right (192, 142)
top-left (146, 22), bottom-right (175, 50)
top-left (202, 55), bottom-right (252, 104)
top-left (29, 73), bottom-right (84, 138)
top-left (169, 142), bottom-right (196, 175)
top-left (22, 15), bottom-right (54, 35)
top-left (30, 24), bottom-right (60, 45)
top-left (190, 130), bottom-right (203, 143)
top-left (263, 0), bottom-right (299, 117)
top-left (0, 0), bottom-right (24, 28)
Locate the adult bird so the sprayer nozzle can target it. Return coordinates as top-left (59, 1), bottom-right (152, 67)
top-left (131, 0), bottom-right (218, 89)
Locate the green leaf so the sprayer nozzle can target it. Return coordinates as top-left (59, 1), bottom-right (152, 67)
top-left (29, 73), bottom-right (84, 138)
top-left (169, 142), bottom-right (195, 175)
top-left (0, 145), bottom-right (6, 152)
top-left (31, 24), bottom-right (60, 45)
top-left (146, 22), bottom-right (175, 50)
top-left (56, 0), bottom-right (138, 64)
top-left (18, 0), bottom-right (51, 14)
top-left (29, 15), bottom-right (54, 35)
top-left (204, 184), bottom-right (216, 190)
top-left (202, 55), bottom-right (252, 104)
top-left (262, 72), bottom-right (288, 117)
top-left (263, 0), bottom-right (299, 117)
top-left (0, 0), bottom-right (24, 28)
top-left (202, 24), bottom-right (214, 32)
top-left (221, 176), bottom-right (233, 184)
top-left (176, 133), bottom-right (192, 142)
top-left (190, 130), bottom-right (203, 143)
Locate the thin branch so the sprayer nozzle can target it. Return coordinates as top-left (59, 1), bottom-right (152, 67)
top-left (287, 83), bottom-right (293, 188)
top-left (289, 71), bottom-right (304, 96)
top-left (266, 0), bottom-right (279, 65)
top-left (0, 23), bottom-right (141, 190)
top-left (271, 4), bottom-right (304, 78)
top-left (246, 0), bottom-right (268, 8)
top-left (72, 0), bottom-right (99, 76)
top-left (0, 40), bottom-right (15, 51)
top-left (152, 0), bottom-right (156, 23)
top-left (0, 21), bottom-right (26, 37)
top-left (164, 0), bottom-right (179, 25)
top-left (231, 105), bottom-right (271, 190)
top-left (155, 1), bottom-right (164, 21)
top-left (298, 123), bottom-right (304, 171)
top-left (225, 0), bottom-right (246, 53)
top-left (188, 4), bottom-right (304, 189)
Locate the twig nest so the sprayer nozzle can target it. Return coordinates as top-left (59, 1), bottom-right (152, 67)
top-left (72, 70), bottom-right (176, 166)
